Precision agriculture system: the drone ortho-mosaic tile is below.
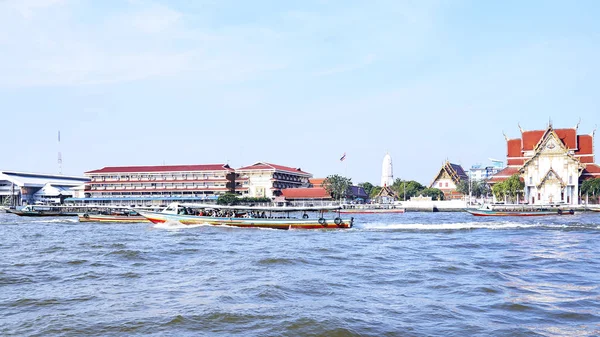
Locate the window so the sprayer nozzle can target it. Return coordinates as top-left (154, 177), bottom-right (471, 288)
top-left (439, 182), bottom-right (442, 187)
top-left (569, 176), bottom-right (573, 184)
top-left (445, 182), bottom-right (448, 187)
top-left (529, 177), bottom-right (532, 184)
top-left (538, 193), bottom-right (541, 200)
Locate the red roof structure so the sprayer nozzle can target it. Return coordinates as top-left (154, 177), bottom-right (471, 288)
top-left (487, 167), bottom-right (520, 184)
top-left (582, 163), bottom-right (600, 180)
top-left (491, 123), bottom-right (597, 184)
top-left (86, 164), bottom-right (233, 174)
top-left (237, 162), bottom-right (311, 176)
top-left (280, 187), bottom-right (331, 199)
top-left (309, 178), bottom-right (326, 187)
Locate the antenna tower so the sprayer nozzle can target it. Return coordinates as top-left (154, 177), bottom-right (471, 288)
top-left (58, 130), bottom-right (62, 175)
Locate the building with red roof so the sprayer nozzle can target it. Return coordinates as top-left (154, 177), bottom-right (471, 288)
top-left (78, 164), bottom-right (236, 206)
top-left (489, 122), bottom-right (599, 205)
top-left (235, 162), bottom-right (312, 198)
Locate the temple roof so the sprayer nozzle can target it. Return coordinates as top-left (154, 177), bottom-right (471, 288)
top-left (429, 161), bottom-right (468, 187)
top-left (375, 185), bottom-right (397, 198)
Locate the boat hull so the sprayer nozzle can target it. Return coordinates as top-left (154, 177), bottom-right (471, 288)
top-left (137, 210), bottom-right (353, 229)
top-left (466, 209), bottom-right (574, 216)
top-left (78, 213), bottom-right (150, 223)
top-left (8, 210), bottom-right (77, 216)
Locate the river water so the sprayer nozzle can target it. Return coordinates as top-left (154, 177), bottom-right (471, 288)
top-left (1, 211), bottom-right (599, 336)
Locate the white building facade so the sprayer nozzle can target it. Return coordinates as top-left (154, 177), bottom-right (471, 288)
top-left (521, 131), bottom-right (583, 205)
top-left (236, 162), bottom-right (312, 198)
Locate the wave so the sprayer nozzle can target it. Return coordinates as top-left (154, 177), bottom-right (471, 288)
top-left (152, 220), bottom-right (207, 230)
top-left (27, 218), bottom-right (79, 223)
top-left (355, 222), bottom-right (600, 231)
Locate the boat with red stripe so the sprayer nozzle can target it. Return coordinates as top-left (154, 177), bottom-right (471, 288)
top-left (137, 203), bottom-right (353, 230)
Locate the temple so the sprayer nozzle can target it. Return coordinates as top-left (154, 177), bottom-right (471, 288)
top-left (381, 153), bottom-right (393, 187)
top-left (429, 161), bottom-right (468, 200)
top-left (489, 123), bottom-right (600, 205)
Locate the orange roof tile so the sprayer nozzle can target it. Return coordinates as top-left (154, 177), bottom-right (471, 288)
top-left (576, 135), bottom-right (593, 155)
top-left (507, 139), bottom-right (522, 157)
top-left (522, 130), bottom-right (545, 150)
top-left (280, 187), bottom-right (331, 199)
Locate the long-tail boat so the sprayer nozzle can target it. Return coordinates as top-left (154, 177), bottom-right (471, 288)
top-left (137, 203), bottom-right (353, 229)
top-left (465, 204), bottom-right (575, 216)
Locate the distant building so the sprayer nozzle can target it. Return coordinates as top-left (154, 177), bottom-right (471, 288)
top-left (69, 164), bottom-right (236, 207)
top-left (468, 160), bottom-right (504, 181)
top-left (236, 162), bottom-right (312, 198)
top-left (488, 123), bottom-right (600, 205)
top-left (0, 171), bottom-right (90, 206)
top-left (381, 153), bottom-right (393, 187)
top-left (429, 161), bottom-right (468, 200)
top-left (373, 185), bottom-right (397, 204)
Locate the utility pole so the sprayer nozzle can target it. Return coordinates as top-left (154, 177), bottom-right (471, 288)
top-left (468, 169), bottom-right (472, 206)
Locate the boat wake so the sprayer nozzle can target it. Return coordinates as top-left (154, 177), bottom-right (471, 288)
top-left (355, 221), bottom-right (600, 231)
top-left (28, 218), bottom-right (79, 224)
top-left (152, 220), bottom-right (207, 230)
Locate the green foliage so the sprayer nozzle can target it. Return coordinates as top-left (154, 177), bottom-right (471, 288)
top-left (217, 193), bottom-right (239, 205)
top-left (323, 174), bottom-right (353, 200)
top-left (456, 179), bottom-right (491, 198)
top-left (419, 188), bottom-right (445, 200)
top-left (358, 182), bottom-right (375, 196)
top-left (581, 178), bottom-right (600, 203)
top-left (392, 179), bottom-right (425, 201)
top-left (492, 174), bottom-right (524, 203)
top-left (217, 194), bottom-right (270, 205)
top-left (581, 178), bottom-right (600, 196)
top-left (369, 186), bottom-right (382, 198)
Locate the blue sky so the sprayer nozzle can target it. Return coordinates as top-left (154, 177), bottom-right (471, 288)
top-left (1, 0), bottom-right (599, 185)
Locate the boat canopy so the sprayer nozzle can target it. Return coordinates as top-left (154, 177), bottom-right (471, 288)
top-left (171, 203), bottom-right (342, 212)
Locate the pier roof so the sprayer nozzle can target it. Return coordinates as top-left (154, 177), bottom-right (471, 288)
top-left (0, 171), bottom-right (89, 188)
top-left (85, 164), bottom-right (233, 174)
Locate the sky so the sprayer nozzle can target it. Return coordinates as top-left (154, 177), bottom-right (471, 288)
top-left (1, 0), bottom-right (599, 186)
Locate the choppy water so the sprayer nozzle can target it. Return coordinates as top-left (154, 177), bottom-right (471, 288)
top-left (1, 211), bottom-right (600, 336)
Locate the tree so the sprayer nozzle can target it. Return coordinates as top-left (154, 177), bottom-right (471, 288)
top-left (492, 174), bottom-right (524, 203)
top-left (392, 179), bottom-right (425, 201)
top-left (505, 174), bottom-right (524, 203)
top-left (419, 188), bottom-right (445, 200)
top-left (217, 193), bottom-right (239, 205)
top-left (323, 175), bottom-right (352, 200)
top-left (456, 179), bottom-right (491, 198)
top-left (369, 186), bottom-right (382, 198)
top-left (358, 182), bottom-right (375, 197)
top-left (581, 178), bottom-right (600, 203)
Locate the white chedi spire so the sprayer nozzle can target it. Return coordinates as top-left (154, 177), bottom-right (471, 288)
top-left (381, 153), bottom-right (393, 187)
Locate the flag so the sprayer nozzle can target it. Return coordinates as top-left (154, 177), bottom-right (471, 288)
top-left (339, 152), bottom-right (346, 161)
